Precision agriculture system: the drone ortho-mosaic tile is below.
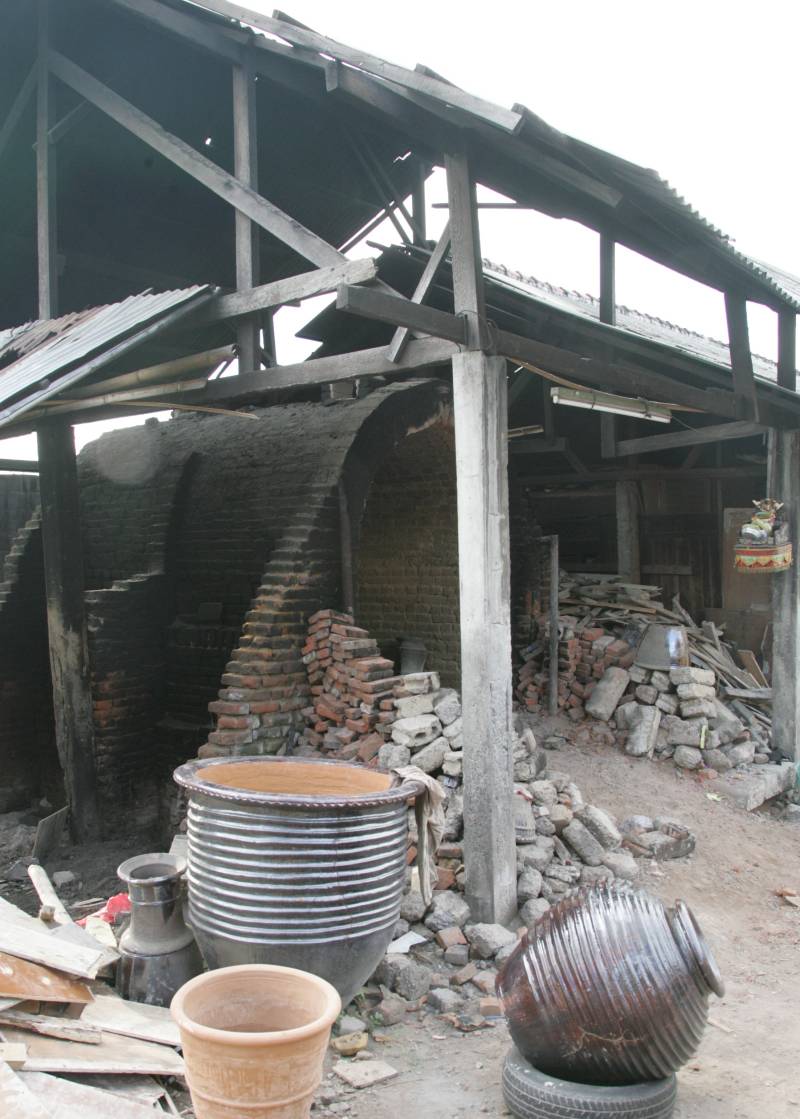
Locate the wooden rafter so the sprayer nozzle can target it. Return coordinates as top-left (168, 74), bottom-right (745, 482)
top-left (724, 292), bottom-right (758, 421)
top-left (47, 49), bottom-right (345, 269)
top-left (387, 223), bottom-right (451, 362)
top-left (615, 419), bottom-right (766, 457)
top-left (0, 62), bottom-right (37, 164)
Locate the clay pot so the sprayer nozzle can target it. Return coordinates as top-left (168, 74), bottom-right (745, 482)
top-left (171, 963), bottom-right (341, 1119)
top-left (173, 756), bottom-right (423, 1004)
top-left (497, 883), bottom-right (724, 1086)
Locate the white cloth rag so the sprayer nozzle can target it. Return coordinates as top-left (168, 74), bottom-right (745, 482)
top-left (394, 765), bottom-right (446, 906)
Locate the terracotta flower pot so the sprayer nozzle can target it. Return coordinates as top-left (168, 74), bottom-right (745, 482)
top-left (497, 883), bottom-right (724, 1086)
top-left (171, 964), bottom-right (341, 1119)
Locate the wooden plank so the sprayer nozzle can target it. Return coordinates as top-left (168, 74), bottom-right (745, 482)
top-left (411, 161), bottom-right (427, 246)
top-left (0, 1010), bottom-right (100, 1045)
top-left (37, 2), bottom-right (57, 318)
top-left (724, 687), bottom-right (771, 702)
top-left (445, 150), bottom-right (486, 350)
top-left (616, 420), bottom-right (765, 457)
top-left (62, 1074), bottom-right (165, 1106)
top-left (599, 234), bottom-right (615, 326)
top-left (37, 422), bottom-right (99, 842)
top-left (0, 459), bottom-right (39, 473)
top-left (337, 282), bottom-right (466, 344)
top-left (191, 2), bottom-right (523, 133)
top-left (0, 1028), bottom-right (184, 1076)
top-left (737, 649), bottom-right (768, 687)
top-left (724, 293), bottom-right (758, 420)
top-left (48, 49), bottom-right (344, 269)
top-left (0, 1047), bottom-right (29, 1070)
top-left (108, 0), bottom-right (246, 64)
top-left (0, 1062), bottom-right (52, 1118)
top-left (31, 807), bottom-right (68, 861)
top-left (80, 994), bottom-right (180, 1048)
top-left (778, 310), bottom-right (797, 392)
top-left (202, 258), bottom-right (377, 323)
top-left (19, 1072), bottom-right (158, 1118)
top-left (27, 865), bottom-right (71, 926)
top-left (387, 223), bottom-right (451, 362)
top-left (233, 48), bottom-right (261, 372)
top-left (0, 918), bottom-right (108, 981)
top-left (0, 63), bottom-right (37, 165)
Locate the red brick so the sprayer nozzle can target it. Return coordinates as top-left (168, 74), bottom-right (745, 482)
top-left (435, 926), bottom-right (467, 950)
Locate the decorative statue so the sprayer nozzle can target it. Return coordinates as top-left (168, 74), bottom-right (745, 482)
top-left (739, 498), bottom-right (784, 546)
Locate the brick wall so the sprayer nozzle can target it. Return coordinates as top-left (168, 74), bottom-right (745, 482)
top-left (354, 421), bottom-right (460, 688)
top-left (0, 474), bottom-right (39, 564)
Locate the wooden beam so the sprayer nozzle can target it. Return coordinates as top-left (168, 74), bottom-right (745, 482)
top-left (203, 258), bottom-right (377, 323)
top-left (615, 480), bottom-right (640, 582)
top-left (0, 459), bottom-right (39, 474)
top-left (48, 49), bottom-right (344, 269)
top-left (0, 62), bottom-right (37, 165)
top-left (452, 351), bottom-right (517, 924)
top-left (768, 428), bottom-right (800, 761)
top-left (109, 0), bottom-right (246, 64)
top-left (411, 161), bottom-right (427, 246)
top-left (725, 293), bottom-right (758, 420)
top-left (518, 464), bottom-right (765, 486)
top-left (337, 283), bottom-right (467, 345)
top-left (616, 419), bottom-right (765, 457)
top-left (509, 436), bottom-right (567, 455)
top-left (600, 414), bottom-right (617, 459)
top-left (445, 151), bottom-right (486, 350)
top-left (233, 49), bottom-right (261, 372)
top-left (387, 223), bottom-right (451, 362)
top-left (599, 234), bottom-right (615, 326)
top-left (778, 310), bottom-right (797, 392)
top-left (190, 2), bottom-right (524, 133)
top-left (37, 2), bottom-right (57, 319)
top-left (37, 422), bottom-right (99, 842)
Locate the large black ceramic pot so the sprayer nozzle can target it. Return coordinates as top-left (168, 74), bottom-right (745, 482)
top-left (496, 882), bottom-right (724, 1086)
top-left (174, 756), bottom-right (424, 1005)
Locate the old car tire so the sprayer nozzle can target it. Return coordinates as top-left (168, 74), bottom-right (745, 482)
top-left (502, 1047), bottom-right (678, 1119)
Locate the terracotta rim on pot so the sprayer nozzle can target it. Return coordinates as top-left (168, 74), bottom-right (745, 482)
top-left (174, 755), bottom-right (425, 810)
top-left (171, 963), bottom-right (341, 1046)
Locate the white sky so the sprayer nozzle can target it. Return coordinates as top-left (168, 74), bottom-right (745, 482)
top-left (3, 0), bottom-right (799, 463)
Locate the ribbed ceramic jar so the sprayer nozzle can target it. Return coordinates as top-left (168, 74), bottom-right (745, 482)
top-left (497, 883), bottom-right (724, 1086)
top-left (173, 756), bottom-right (423, 1005)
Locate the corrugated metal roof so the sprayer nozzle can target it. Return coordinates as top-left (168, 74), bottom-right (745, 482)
top-left (0, 286), bottom-right (212, 427)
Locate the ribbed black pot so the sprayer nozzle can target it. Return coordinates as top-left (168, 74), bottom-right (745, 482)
top-left (496, 883), bottom-right (724, 1086)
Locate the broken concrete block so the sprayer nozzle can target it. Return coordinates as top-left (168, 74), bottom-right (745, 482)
top-left (724, 741), bottom-right (756, 766)
top-left (676, 682), bottom-right (716, 701)
top-left (424, 890), bottom-right (471, 932)
top-left (412, 737), bottom-right (449, 774)
top-left (663, 716), bottom-right (708, 747)
top-left (517, 837), bottom-right (555, 874)
top-left (391, 713), bottom-right (442, 750)
top-left (517, 866), bottom-right (543, 903)
top-left (670, 666), bottom-right (716, 687)
top-left (577, 804), bottom-right (622, 850)
top-left (628, 665), bottom-right (651, 685)
top-left (635, 685), bottom-right (658, 705)
top-left (548, 804), bottom-right (573, 833)
top-left (650, 670), bottom-right (671, 693)
top-left (680, 698), bottom-right (717, 720)
top-left (562, 819), bottom-right (605, 866)
top-left (399, 890), bottom-right (427, 923)
top-left (625, 706), bottom-right (661, 758)
top-left (580, 865), bottom-right (615, 886)
top-left (427, 986), bottom-right (463, 1013)
top-left (442, 752), bottom-right (463, 777)
top-left (714, 763), bottom-right (795, 810)
top-left (656, 692), bottom-right (679, 715)
top-left (465, 923), bottom-right (517, 959)
top-left (703, 748), bottom-right (732, 772)
top-left (394, 693), bottom-right (435, 719)
top-left (444, 944), bottom-right (470, 967)
top-left (601, 849), bottom-right (639, 879)
top-left (520, 897), bottom-right (550, 926)
top-left (585, 667), bottom-right (630, 721)
top-left (442, 717), bottom-right (463, 741)
top-left (432, 689), bottom-right (461, 726)
top-left (392, 958), bottom-right (432, 1001)
top-left (615, 701), bottom-right (640, 730)
top-left (334, 1059), bottom-right (399, 1089)
top-left (674, 745), bottom-right (704, 769)
top-left (530, 780), bottom-right (558, 807)
top-left (378, 742), bottom-right (411, 770)
top-left (396, 672), bottom-right (440, 696)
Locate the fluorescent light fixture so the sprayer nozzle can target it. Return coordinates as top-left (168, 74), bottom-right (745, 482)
top-left (550, 386), bottom-right (672, 424)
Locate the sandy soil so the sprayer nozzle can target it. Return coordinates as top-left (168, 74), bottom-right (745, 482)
top-left (328, 720), bottom-right (800, 1119)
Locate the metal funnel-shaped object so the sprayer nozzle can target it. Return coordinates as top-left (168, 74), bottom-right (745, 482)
top-left (634, 624), bottom-right (689, 671)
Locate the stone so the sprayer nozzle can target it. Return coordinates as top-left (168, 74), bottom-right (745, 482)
top-left (424, 890), bottom-right (471, 932)
top-left (393, 959), bottom-right (432, 1001)
top-left (676, 682), bottom-right (716, 701)
top-left (601, 850), bottom-right (639, 879)
top-left (585, 667), bottom-right (630, 721)
top-left (621, 814), bottom-right (654, 835)
top-left (650, 670), bottom-right (671, 693)
top-left (543, 735), bottom-right (567, 750)
top-left (331, 1030), bottom-right (368, 1056)
top-left (625, 705), bottom-right (661, 758)
top-left (563, 783), bottom-right (585, 812)
top-left (442, 752), bottom-right (463, 777)
top-left (334, 1059), bottom-right (399, 1089)
top-left (442, 717), bottom-right (463, 740)
top-left (520, 897), bottom-right (550, 926)
top-left (703, 748), bottom-right (732, 772)
top-left (714, 761), bottom-right (795, 811)
top-left (635, 685), bottom-right (658, 705)
top-left (638, 828), bottom-right (696, 861)
top-left (674, 745), bottom-right (704, 769)
top-left (464, 923), bottom-right (517, 959)
top-left (725, 741), bottom-right (756, 766)
top-left (517, 866), bottom-right (543, 903)
top-left (709, 700), bottom-right (745, 743)
top-left (378, 742), bottom-right (411, 770)
top-left (535, 817), bottom-right (556, 837)
top-left (471, 970), bottom-right (498, 996)
top-left (562, 819), bottom-right (605, 866)
top-left (670, 666), bottom-right (716, 687)
top-left (444, 943), bottom-right (470, 967)
top-left (391, 714), bottom-right (442, 751)
top-left (614, 701), bottom-right (640, 730)
top-left (629, 665), bottom-right (651, 684)
top-left (338, 1015), bottom-right (367, 1035)
top-left (392, 918), bottom-right (410, 940)
top-left (398, 672), bottom-right (440, 695)
top-left (517, 837), bottom-right (555, 873)
top-left (580, 864), bottom-right (615, 886)
top-left (495, 940), bottom-right (518, 965)
top-left (372, 996), bottom-right (408, 1027)
top-left (548, 804), bottom-right (573, 833)
top-left (394, 694), bottom-right (435, 719)
top-left (529, 780), bottom-right (558, 807)
top-left (433, 689), bottom-right (461, 726)
top-left (427, 987), bottom-right (463, 1013)
top-left (656, 692), bottom-right (679, 715)
top-left (577, 805), bottom-right (622, 850)
top-left (546, 771), bottom-right (571, 793)
top-left (680, 699), bottom-right (717, 720)
top-left (443, 793), bottom-right (464, 841)
top-left (663, 716), bottom-right (708, 748)
top-left (52, 870), bottom-right (76, 888)
top-left (545, 864), bottom-right (580, 887)
top-left (435, 926), bottom-right (467, 950)
top-left (413, 737), bottom-right (449, 774)
top-left (400, 890), bottom-right (427, 924)
top-left (451, 961), bottom-right (479, 986)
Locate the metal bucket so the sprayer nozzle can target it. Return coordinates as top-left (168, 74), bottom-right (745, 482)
top-left (173, 757), bottom-right (424, 1005)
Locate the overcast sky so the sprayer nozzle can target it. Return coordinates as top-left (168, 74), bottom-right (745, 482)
top-left (3, 0), bottom-right (798, 461)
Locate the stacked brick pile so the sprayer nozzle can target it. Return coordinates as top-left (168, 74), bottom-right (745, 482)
top-left (517, 620), bottom-right (634, 721)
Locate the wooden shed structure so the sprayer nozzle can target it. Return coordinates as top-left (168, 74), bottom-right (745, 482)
top-left (1, 0), bottom-right (799, 923)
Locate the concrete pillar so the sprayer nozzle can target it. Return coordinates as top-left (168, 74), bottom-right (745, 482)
top-left (452, 350), bottom-right (517, 924)
top-left (768, 428), bottom-right (800, 761)
top-left (616, 480), bottom-right (640, 582)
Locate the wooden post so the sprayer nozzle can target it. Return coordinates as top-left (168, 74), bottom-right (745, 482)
top-left (447, 147), bottom-right (516, 924)
top-left (37, 422), bottom-right (100, 841)
top-left (37, 0), bottom-right (57, 318)
top-left (768, 428), bottom-right (800, 761)
top-left (725, 293), bottom-right (758, 421)
top-left (599, 234), bottom-right (615, 327)
top-left (778, 310), bottom-right (797, 392)
top-left (543, 534), bottom-right (559, 717)
top-left (338, 480), bottom-right (354, 616)
top-left (411, 161), bottom-right (427, 245)
top-left (616, 480), bottom-right (640, 582)
top-left (232, 49), bottom-right (261, 372)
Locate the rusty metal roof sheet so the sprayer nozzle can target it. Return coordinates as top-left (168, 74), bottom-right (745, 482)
top-left (0, 286), bottom-right (212, 427)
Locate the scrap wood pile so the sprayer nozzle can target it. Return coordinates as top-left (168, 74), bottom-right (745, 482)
top-left (0, 865), bottom-right (184, 1115)
top-left (517, 574), bottom-right (775, 775)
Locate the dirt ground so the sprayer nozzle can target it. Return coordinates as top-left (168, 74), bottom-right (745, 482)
top-left (3, 723), bottom-right (799, 1117)
top-left (319, 720), bottom-right (800, 1119)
